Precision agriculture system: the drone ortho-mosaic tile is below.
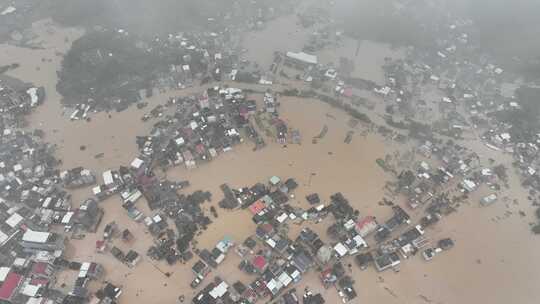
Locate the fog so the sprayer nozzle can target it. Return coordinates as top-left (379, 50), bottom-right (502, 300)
top-left (45, 0), bottom-right (540, 61)
top-left (334, 0), bottom-right (540, 57)
top-left (1, 0), bottom-right (540, 303)
top-left (50, 0), bottom-right (287, 36)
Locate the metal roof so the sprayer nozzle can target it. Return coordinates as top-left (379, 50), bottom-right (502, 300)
top-left (22, 230), bottom-right (50, 243)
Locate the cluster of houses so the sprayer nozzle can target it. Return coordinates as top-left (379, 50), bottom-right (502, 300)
top-left (344, 0), bottom-right (540, 210)
top-left (86, 157), bottom-right (214, 268)
top-left (0, 76), bottom-right (44, 121)
top-left (192, 176), bottom-right (328, 303)
top-left (66, 22), bottom-right (251, 118)
top-left (190, 175), bottom-right (419, 303)
top-left (189, 151), bottom-right (479, 304)
top-left (398, 139), bottom-right (504, 210)
top-left (137, 87), bottom-right (294, 172)
top-left (64, 0), bottom-right (297, 119)
top-left (136, 88), bottom-right (252, 170)
top-left (0, 248), bottom-right (108, 303)
top-left (0, 78), bottom-right (125, 303)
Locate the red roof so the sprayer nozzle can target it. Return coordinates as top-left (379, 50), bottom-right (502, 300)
top-left (89, 263), bottom-right (97, 272)
top-left (30, 278), bottom-right (49, 286)
top-left (356, 216), bottom-right (376, 229)
top-left (136, 174), bottom-right (156, 190)
top-left (195, 143), bottom-right (206, 155)
top-left (96, 240), bottom-right (106, 250)
top-left (342, 87), bottom-right (353, 98)
top-left (239, 106), bottom-right (249, 118)
top-left (252, 255), bottom-right (267, 271)
top-left (259, 223), bottom-right (274, 234)
top-left (249, 200), bottom-right (266, 215)
top-left (31, 262), bottom-right (48, 275)
top-left (320, 267), bottom-right (333, 279)
top-left (182, 127), bottom-right (194, 138)
top-left (0, 273), bottom-right (22, 300)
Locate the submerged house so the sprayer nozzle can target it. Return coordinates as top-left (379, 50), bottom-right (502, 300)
top-left (374, 252), bottom-right (401, 272)
top-left (285, 51), bottom-right (318, 68)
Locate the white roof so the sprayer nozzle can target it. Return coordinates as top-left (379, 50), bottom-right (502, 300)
top-left (1, 6), bottom-right (16, 16)
top-left (130, 158), bottom-right (144, 169)
top-left (125, 190), bottom-right (142, 203)
top-left (92, 186), bottom-right (102, 195)
top-left (42, 197), bottom-right (52, 208)
top-left (226, 129), bottom-right (239, 137)
top-left (286, 51), bottom-right (318, 65)
top-left (21, 284), bottom-right (41, 297)
top-left (353, 235), bottom-right (367, 248)
top-left (420, 161), bottom-right (430, 171)
top-left (78, 269), bottom-right (88, 278)
top-left (483, 194), bottom-right (497, 201)
top-left (288, 268), bottom-right (300, 279)
top-left (334, 242), bottom-right (348, 257)
top-left (13, 258), bottom-right (27, 267)
top-left (102, 170), bottom-right (114, 185)
top-left (0, 267), bottom-right (10, 281)
top-left (215, 253), bottom-right (225, 264)
top-left (175, 137), bottom-right (185, 146)
top-left (22, 230), bottom-right (50, 243)
top-left (5, 213), bottom-right (23, 228)
top-left (27, 297), bottom-right (54, 304)
top-left (219, 87), bottom-right (242, 95)
top-left (209, 281), bottom-right (228, 299)
top-left (26, 298), bottom-right (44, 304)
top-left (34, 251), bottom-right (54, 263)
top-left (276, 213), bottom-right (288, 223)
top-left (61, 212), bottom-right (75, 224)
top-left (374, 86), bottom-right (391, 95)
top-left (0, 230), bottom-right (9, 245)
top-left (266, 238), bottom-right (276, 248)
top-left (278, 272), bottom-right (292, 287)
top-left (481, 168), bottom-right (493, 176)
top-left (343, 219), bottom-right (355, 231)
top-left (144, 217), bottom-right (153, 226)
top-left (27, 87), bottom-right (39, 106)
top-left (462, 179), bottom-right (477, 191)
top-left (216, 240), bottom-right (231, 253)
top-left (81, 169), bottom-right (92, 176)
top-left (266, 278), bottom-right (281, 293)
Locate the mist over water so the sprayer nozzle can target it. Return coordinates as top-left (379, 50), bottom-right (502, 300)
top-left (2, 1), bottom-right (540, 303)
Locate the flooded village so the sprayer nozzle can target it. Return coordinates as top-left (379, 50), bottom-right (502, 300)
top-left (0, 0), bottom-right (540, 304)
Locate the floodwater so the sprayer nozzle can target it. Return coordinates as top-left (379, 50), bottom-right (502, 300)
top-left (317, 39), bottom-right (404, 84)
top-left (241, 14), bottom-right (311, 69)
top-left (0, 16), bottom-right (539, 304)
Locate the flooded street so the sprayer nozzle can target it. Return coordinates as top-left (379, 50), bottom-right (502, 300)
top-left (1, 13), bottom-right (539, 304)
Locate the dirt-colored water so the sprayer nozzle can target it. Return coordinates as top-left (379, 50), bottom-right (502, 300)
top-left (241, 15), bottom-right (311, 69)
top-left (317, 39), bottom-right (404, 84)
top-left (1, 17), bottom-right (539, 304)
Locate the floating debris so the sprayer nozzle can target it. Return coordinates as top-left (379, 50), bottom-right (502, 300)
top-left (345, 131), bottom-right (354, 144)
